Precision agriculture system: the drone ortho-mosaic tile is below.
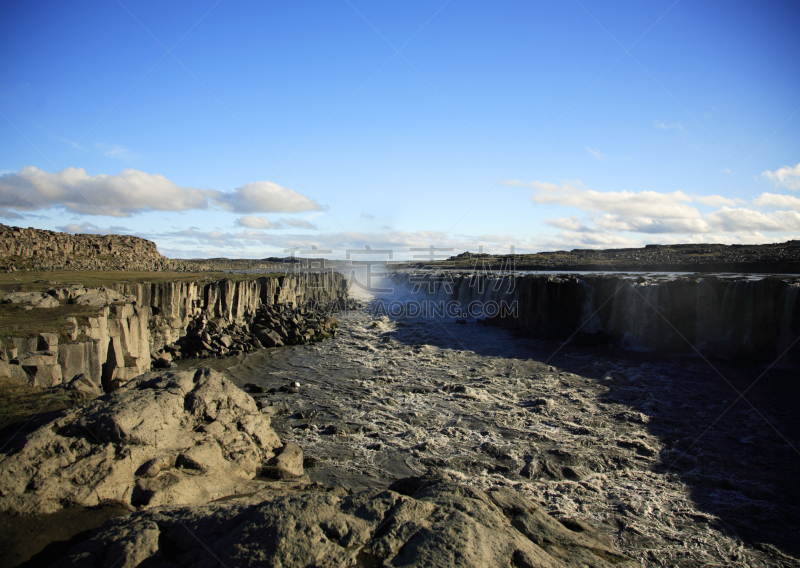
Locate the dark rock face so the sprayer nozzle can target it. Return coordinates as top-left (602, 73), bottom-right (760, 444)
top-left (392, 273), bottom-right (800, 366)
top-left (39, 476), bottom-right (640, 568)
top-left (171, 303), bottom-right (342, 360)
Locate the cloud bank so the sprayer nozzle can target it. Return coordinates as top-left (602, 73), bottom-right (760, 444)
top-left (0, 167), bottom-right (323, 217)
top-left (209, 181), bottom-right (323, 213)
top-left (236, 215), bottom-right (318, 230)
top-left (502, 177), bottom-right (800, 248)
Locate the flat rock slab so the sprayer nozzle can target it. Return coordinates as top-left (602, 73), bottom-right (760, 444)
top-left (40, 476), bottom-right (640, 568)
top-left (1, 291), bottom-right (60, 308)
top-left (0, 368), bottom-right (285, 516)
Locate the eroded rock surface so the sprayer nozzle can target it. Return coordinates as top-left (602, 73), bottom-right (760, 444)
top-left (0, 368), bottom-right (288, 516)
top-left (43, 476), bottom-right (640, 568)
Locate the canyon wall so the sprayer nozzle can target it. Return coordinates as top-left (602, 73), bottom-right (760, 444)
top-left (1, 272), bottom-right (348, 388)
top-left (391, 272), bottom-right (800, 366)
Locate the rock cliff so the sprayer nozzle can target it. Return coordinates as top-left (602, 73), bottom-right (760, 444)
top-left (0, 272), bottom-right (348, 390)
top-left (0, 224), bottom-right (177, 272)
top-left (0, 224), bottom-right (286, 272)
top-left (391, 272), bottom-right (800, 366)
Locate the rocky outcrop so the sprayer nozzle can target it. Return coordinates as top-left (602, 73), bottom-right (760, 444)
top-left (0, 300), bottom-right (151, 390)
top-left (0, 223), bottom-right (290, 272)
top-left (0, 368), bottom-right (294, 517)
top-left (0, 273), bottom-right (349, 389)
top-left (0, 224), bottom-right (176, 272)
top-left (2, 366), bottom-right (640, 567)
top-left (37, 476), bottom-right (639, 568)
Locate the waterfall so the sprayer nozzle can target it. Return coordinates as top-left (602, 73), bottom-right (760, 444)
top-left (386, 271), bottom-right (799, 364)
top-left (608, 281), bottom-right (668, 350)
top-left (579, 279), bottom-right (602, 334)
top-left (695, 278), bottom-right (720, 350)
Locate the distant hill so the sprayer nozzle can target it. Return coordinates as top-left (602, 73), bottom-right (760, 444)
top-left (415, 241), bottom-right (800, 273)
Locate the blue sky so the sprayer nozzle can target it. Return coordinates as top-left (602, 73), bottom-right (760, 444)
top-left (1, 0), bottom-right (799, 259)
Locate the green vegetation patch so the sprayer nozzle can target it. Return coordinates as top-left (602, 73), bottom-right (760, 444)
top-left (0, 270), bottom-right (287, 294)
top-left (0, 303), bottom-right (101, 345)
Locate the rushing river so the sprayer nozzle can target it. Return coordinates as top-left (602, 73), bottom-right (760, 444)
top-left (175, 287), bottom-right (800, 568)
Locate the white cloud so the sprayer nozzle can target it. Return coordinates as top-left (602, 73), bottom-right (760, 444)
top-left (504, 177), bottom-right (800, 245)
top-left (518, 179), bottom-right (700, 219)
top-left (148, 228), bottom-right (527, 259)
top-left (544, 216), bottom-right (586, 231)
top-left (654, 120), bottom-right (683, 130)
top-left (56, 221), bottom-right (132, 234)
top-left (499, 179), bottom-right (530, 188)
top-left (95, 143), bottom-right (136, 160)
top-left (753, 192), bottom-right (800, 209)
top-left (539, 229), bottom-right (641, 250)
top-left (361, 213), bottom-right (376, 220)
top-left (236, 215), bottom-right (283, 229)
top-left (704, 207), bottom-right (800, 233)
top-left (281, 218), bottom-right (317, 229)
top-left (0, 166), bottom-right (209, 216)
top-left (587, 147), bottom-right (605, 160)
top-left (694, 195), bottom-right (743, 207)
top-left (0, 167), bottom-right (324, 218)
top-left (236, 216), bottom-right (319, 230)
top-left (762, 163), bottom-right (800, 190)
top-left (595, 215), bottom-right (711, 234)
top-left (211, 181), bottom-right (323, 213)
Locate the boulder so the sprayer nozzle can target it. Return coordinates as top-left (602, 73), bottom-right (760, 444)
top-left (72, 289), bottom-right (134, 307)
top-left (40, 476), bottom-right (640, 568)
top-left (22, 363), bottom-right (62, 387)
top-left (153, 351), bottom-right (173, 368)
top-left (261, 442), bottom-right (304, 479)
top-left (38, 332), bottom-right (59, 351)
top-left (65, 373), bottom-right (102, 398)
top-left (18, 350), bottom-right (58, 367)
top-left (0, 368), bottom-right (283, 516)
top-left (1, 291), bottom-right (60, 308)
top-left (0, 360), bottom-right (30, 383)
top-left (257, 329), bottom-right (284, 348)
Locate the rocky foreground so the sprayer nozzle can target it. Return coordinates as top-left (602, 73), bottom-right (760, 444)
top-left (0, 367), bottom-right (639, 567)
top-left (40, 477), bottom-right (638, 568)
